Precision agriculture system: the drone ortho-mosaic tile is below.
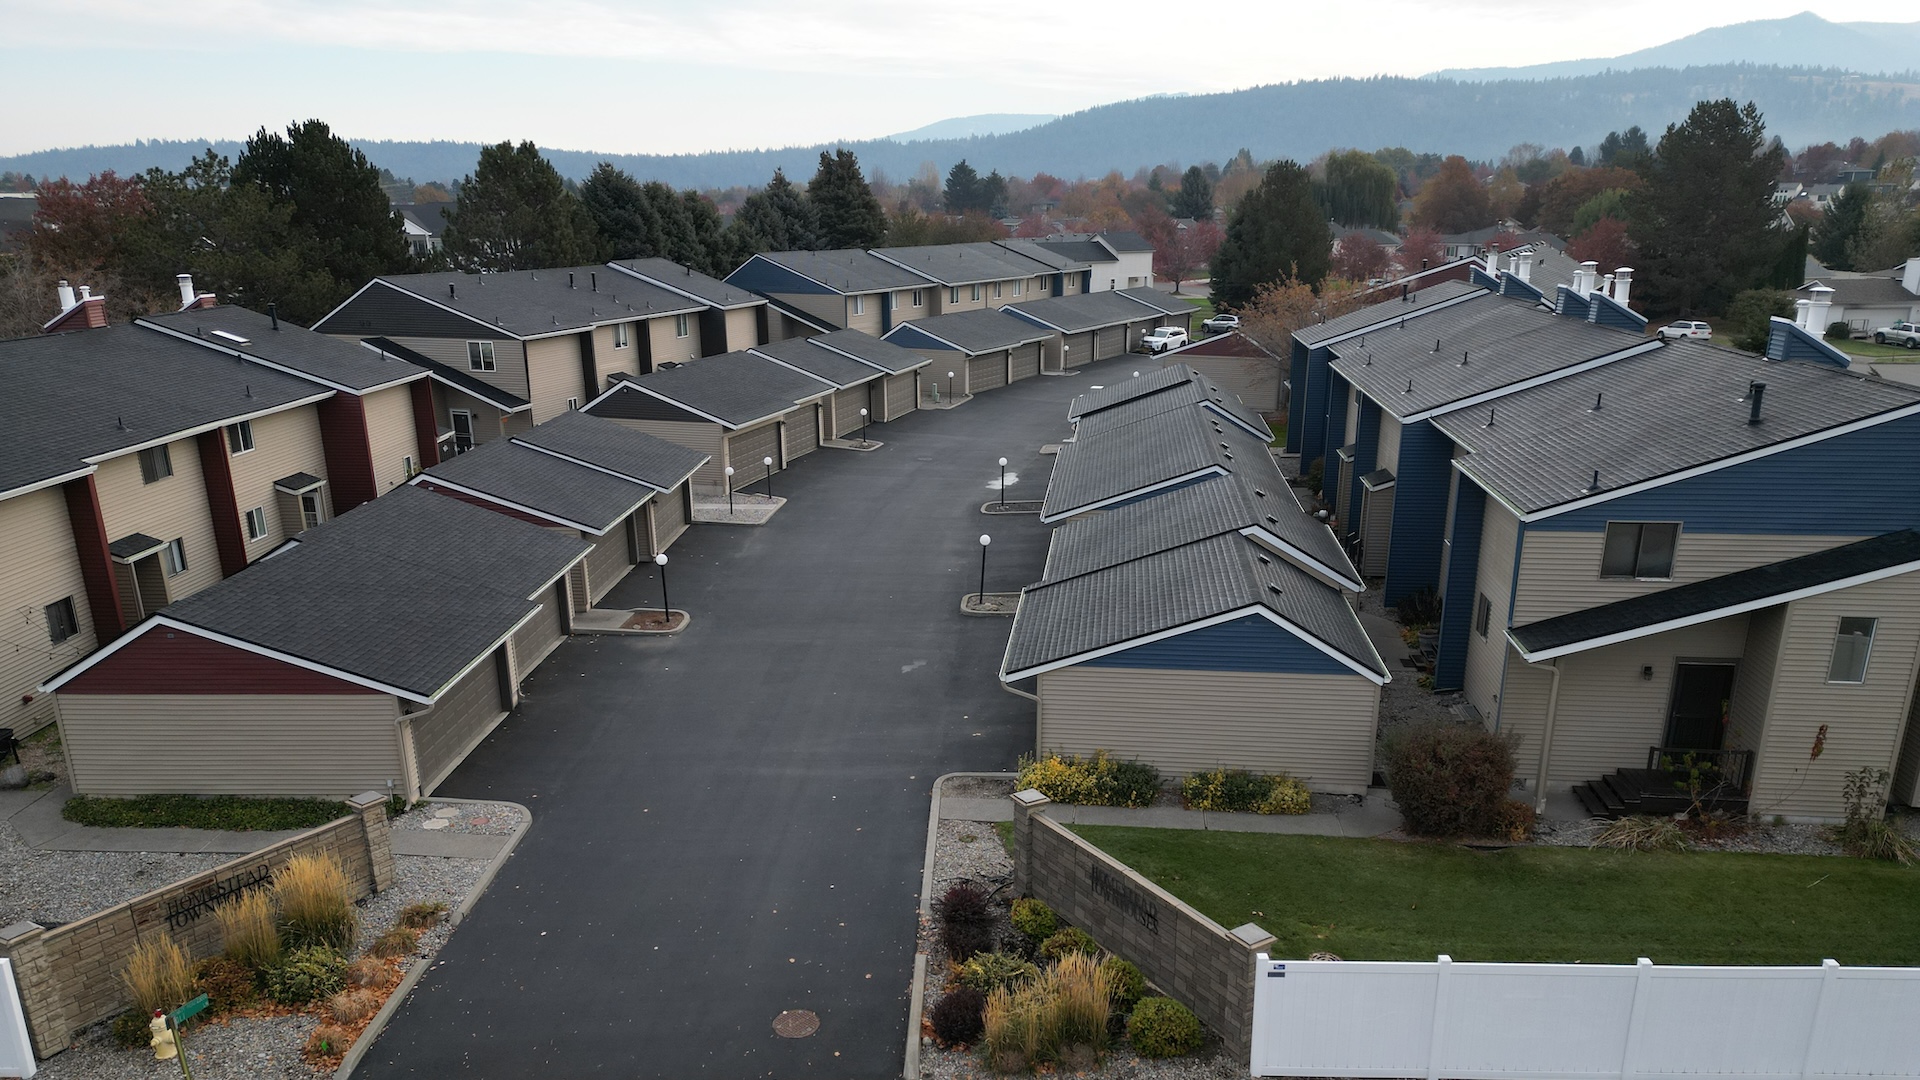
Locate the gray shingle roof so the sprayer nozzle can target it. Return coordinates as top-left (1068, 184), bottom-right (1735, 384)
top-left (1069, 363), bottom-right (1271, 441)
top-left (1029, 239), bottom-right (1113, 265)
top-left (1002, 532), bottom-right (1383, 679)
top-left (745, 249), bottom-right (927, 293)
top-left (750, 337), bottom-right (884, 388)
top-left (871, 243), bottom-right (1051, 286)
top-left (1801, 275), bottom-right (1919, 309)
top-left (140, 306), bottom-right (426, 392)
top-left (108, 533), bottom-right (165, 560)
top-left (594, 350), bottom-right (828, 428)
top-left (610, 258), bottom-right (767, 309)
top-left (421, 438), bottom-right (651, 531)
top-left (510, 409), bottom-right (709, 491)
top-left (1043, 405), bottom-right (1269, 520)
top-left (884, 308), bottom-right (1054, 354)
top-left (162, 486), bottom-right (586, 698)
top-left (1099, 230), bottom-right (1154, 253)
top-left (806, 328), bottom-right (931, 374)
top-left (1330, 294), bottom-right (1645, 419)
top-left (1511, 531), bottom-right (1920, 658)
top-left (1006, 291), bottom-right (1164, 333)
top-left (1115, 287), bottom-right (1191, 317)
top-left (355, 267), bottom-right (706, 338)
top-left (1432, 340), bottom-right (1920, 516)
top-left (274, 472), bottom-right (325, 491)
top-left (0, 324), bottom-right (331, 499)
top-left (360, 338), bottom-right (531, 412)
top-left (994, 239), bottom-right (1090, 272)
top-left (1294, 280), bottom-right (1486, 346)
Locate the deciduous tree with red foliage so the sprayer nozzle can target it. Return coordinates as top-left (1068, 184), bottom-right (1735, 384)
top-left (1394, 228), bottom-right (1444, 275)
top-left (1331, 232), bottom-right (1390, 282)
top-left (1154, 220), bottom-right (1224, 293)
top-left (28, 170), bottom-right (151, 278)
top-left (1567, 218), bottom-right (1635, 282)
top-left (1411, 156), bottom-right (1494, 234)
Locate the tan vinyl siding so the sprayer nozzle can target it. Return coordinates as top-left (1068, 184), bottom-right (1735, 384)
top-left (408, 658), bottom-right (506, 796)
top-left (932, 286), bottom-right (989, 317)
top-left (584, 518), bottom-right (637, 603)
top-left (1037, 667), bottom-right (1380, 793)
top-left (0, 490), bottom-right (95, 736)
top-left (1727, 604), bottom-right (1785, 758)
top-left (1375, 412), bottom-right (1402, 477)
top-left (382, 335), bottom-right (528, 400)
top-left (647, 313), bottom-right (702, 365)
top-left (844, 295), bottom-right (884, 335)
top-left (439, 388), bottom-right (513, 449)
top-left (1749, 573), bottom-right (1920, 819)
top-left (650, 483), bottom-right (689, 552)
top-left (767, 293), bottom-right (842, 329)
top-left (724, 307), bottom-right (761, 351)
top-left (524, 336), bottom-right (589, 424)
top-left (596, 322), bottom-right (639, 385)
top-left (1892, 688), bottom-right (1920, 807)
top-left (57, 694), bottom-right (403, 797)
top-left (362, 385), bottom-right (422, 494)
top-left (510, 582), bottom-right (569, 676)
top-left (94, 441), bottom-right (222, 604)
top-left (1512, 532), bottom-right (1860, 624)
top-left (1463, 500), bottom-right (1520, 723)
top-left (728, 422), bottom-right (782, 486)
top-left (602, 419), bottom-right (727, 489)
top-left (225, 406), bottom-right (327, 555)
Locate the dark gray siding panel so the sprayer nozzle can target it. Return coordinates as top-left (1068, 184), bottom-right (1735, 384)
top-left (316, 282), bottom-right (496, 338)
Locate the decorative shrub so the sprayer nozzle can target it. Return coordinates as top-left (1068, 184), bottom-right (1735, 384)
top-left (1591, 816), bottom-right (1687, 852)
top-left (1493, 799), bottom-right (1538, 842)
top-left (397, 901), bottom-right (448, 931)
top-left (936, 882), bottom-right (997, 962)
top-left (110, 1009), bottom-right (153, 1050)
top-left (328, 988), bottom-right (381, 1025)
top-left (1017, 750), bottom-right (1161, 807)
top-left (1009, 897), bottom-right (1057, 940)
top-left (305, 1023), bottom-right (353, 1059)
top-left (1395, 586), bottom-right (1442, 629)
top-left (1835, 770), bottom-right (1916, 864)
top-left (367, 927), bottom-right (419, 959)
top-left (1127, 996), bottom-right (1203, 1058)
top-left (1102, 957), bottom-right (1145, 1013)
top-left (215, 890), bottom-right (280, 973)
top-left (956, 951), bottom-right (1040, 994)
top-left (1050, 952), bottom-right (1112, 1051)
top-left (120, 934), bottom-right (194, 1016)
top-left (1826, 321), bottom-right (1853, 340)
top-left (1182, 769), bottom-right (1310, 815)
top-left (191, 956), bottom-right (257, 1014)
top-left (267, 945), bottom-right (349, 1005)
top-left (345, 956), bottom-right (391, 990)
top-left (944, 922), bottom-right (995, 963)
top-left (1306, 459), bottom-right (1324, 497)
top-left (929, 986), bottom-right (986, 1046)
top-left (1041, 926), bottom-right (1099, 962)
top-left (274, 853), bottom-right (358, 952)
top-left (1383, 722), bottom-right (1517, 837)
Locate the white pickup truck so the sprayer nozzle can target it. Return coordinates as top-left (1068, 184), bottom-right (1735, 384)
top-left (1872, 322), bottom-right (1920, 348)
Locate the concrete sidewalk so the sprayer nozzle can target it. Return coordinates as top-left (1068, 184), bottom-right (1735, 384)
top-left (1, 784), bottom-right (507, 859)
top-left (938, 792), bottom-right (1402, 837)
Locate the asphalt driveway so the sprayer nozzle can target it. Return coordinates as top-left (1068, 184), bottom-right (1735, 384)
top-left (355, 357), bottom-right (1151, 1078)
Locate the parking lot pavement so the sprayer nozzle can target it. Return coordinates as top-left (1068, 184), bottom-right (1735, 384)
top-left (354, 360), bottom-right (1138, 1078)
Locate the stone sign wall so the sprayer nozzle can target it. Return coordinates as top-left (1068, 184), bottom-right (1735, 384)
top-left (0, 791), bottom-right (393, 1059)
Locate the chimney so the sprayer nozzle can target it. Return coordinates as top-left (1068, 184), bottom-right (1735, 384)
top-left (1903, 257), bottom-right (1920, 296)
top-left (1600, 273), bottom-right (1614, 299)
top-left (1794, 299), bottom-right (1812, 329)
top-left (1485, 243), bottom-right (1501, 276)
top-left (1577, 261), bottom-right (1599, 295)
top-left (42, 282), bottom-right (108, 333)
top-left (1748, 381), bottom-right (1767, 426)
top-left (56, 280), bottom-right (76, 312)
top-left (177, 274), bottom-right (196, 309)
top-left (1806, 285), bottom-right (1835, 332)
top-left (1613, 267), bottom-right (1633, 307)
top-left (1514, 250), bottom-right (1534, 284)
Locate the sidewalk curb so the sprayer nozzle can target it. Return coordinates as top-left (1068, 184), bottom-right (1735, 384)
top-left (336, 797), bottom-right (533, 1079)
top-left (908, 771), bottom-right (1018, 1080)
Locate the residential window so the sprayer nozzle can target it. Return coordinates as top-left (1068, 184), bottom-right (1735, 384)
top-left (245, 506), bottom-right (268, 541)
top-left (674, 313), bottom-right (690, 337)
top-left (1600, 522), bottom-right (1679, 579)
top-left (911, 289), bottom-right (924, 308)
top-left (1013, 280), bottom-right (1023, 296)
top-left (992, 281), bottom-right (1002, 299)
top-left (403, 454), bottom-right (415, 478)
top-left (467, 340), bottom-right (496, 372)
top-left (1827, 618), bottom-right (1878, 684)
top-left (225, 421), bottom-right (254, 455)
top-left (849, 295), bottom-right (865, 317)
top-left (138, 445), bottom-right (173, 484)
top-left (45, 597), bottom-right (79, 644)
top-left (970, 284), bottom-right (982, 302)
top-left (613, 322), bottom-right (630, 348)
top-left (949, 287), bottom-right (961, 305)
top-left (164, 538), bottom-right (188, 577)
top-left (567, 397), bottom-right (581, 411)
top-left (1474, 593), bottom-right (1492, 639)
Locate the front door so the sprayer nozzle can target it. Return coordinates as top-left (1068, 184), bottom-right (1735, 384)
top-left (1664, 663), bottom-right (1736, 749)
top-left (451, 410), bottom-right (475, 452)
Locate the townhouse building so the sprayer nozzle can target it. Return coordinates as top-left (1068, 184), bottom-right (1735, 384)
top-left (1031, 231), bottom-right (1156, 291)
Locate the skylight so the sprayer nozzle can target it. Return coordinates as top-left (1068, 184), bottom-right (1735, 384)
top-left (210, 330), bottom-right (251, 345)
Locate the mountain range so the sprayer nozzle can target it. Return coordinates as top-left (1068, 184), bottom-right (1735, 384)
top-left (1430, 12), bottom-right (1920, 81)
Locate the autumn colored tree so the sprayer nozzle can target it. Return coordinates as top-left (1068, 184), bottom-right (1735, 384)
top-left (1237, 276), bottom-right (1373, 355)
top-left (1012, 213), bottom-right (1051, 237)
top-left (1153, 220), bottom-right (1224, 293)
top-left (27, 170), bottom-right (150, 280)
top-left (1486, 167), bottom-right (1525, 222)
top-left (1411, 156), bottom-right (1494, 234)
top-left (1209, 160), bottom-right (1330, 309)
top-left (1331, 232), bottom-right (1390, 282)
top-left (1532, 166), bottom-right (1641, 236)
top-left (1566, 218), bottom-right (1635, 278)
top-left (1394, 228), bottom-right (1444, 275)
top-left (411, 182), bottom-right (453, 203)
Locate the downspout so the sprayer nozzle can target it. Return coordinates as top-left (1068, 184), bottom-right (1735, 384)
top-left (1000, 680), bottom-right (1038, 703)
top-left (1534, 658), bottom-right (1562, 814)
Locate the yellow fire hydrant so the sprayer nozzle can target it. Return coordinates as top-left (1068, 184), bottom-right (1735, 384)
top-left (149, 1010), bottom-right (177, 1060)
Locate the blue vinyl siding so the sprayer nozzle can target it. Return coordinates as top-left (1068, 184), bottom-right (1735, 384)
top-left (724, 257), bottom-right (837, 297)
top-left (1556, 286), bottom-right (1591, 322)
top-left (1532, 411), bottom-right (1920, 534)
top-left (884, 323), bottom-right (956, 351)
top-left (1587, 294), bottom-right (1646, 333)
top-left (1497, 274), bottom-right (1545, 305)
top-left (1470, 267), bottom-right (1499, 289)
top-left (1300, 344), bottom-right (1336, 467)
top-left (1766, 320), bottom-right (1852, 368)
top-left (1286, 340), bottom-right (1309, 454)
top-left (1082, 613), bottom-right (1356, 674)
top-left (1322, 371), bottom-right (1350, 506)
top-left (1384, 420), bottom-right (1453, 605)
top-left (1434, 476), bottom-right (1485, 690)
top-left (1346, 397), bottom-right (1380, 541)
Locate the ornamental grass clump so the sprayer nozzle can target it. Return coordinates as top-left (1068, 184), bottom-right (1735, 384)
top-left (980, 955), bottom-right (1113, 1071)
top-left (273, 852), bottom-right (358, 952)
top-left (1048, 952), bottom-right (1112, 1051)
top-left (1017, 751), bottom-right (1160, 807)
top-left (121, 933), bottom-right (194, 1016)
top-left (1384, 722), bottom-right (1517, 837)
top-left (215, 889), bottom-right (281, 973)
top-left (1591, 815), bottom-right (1687, 852)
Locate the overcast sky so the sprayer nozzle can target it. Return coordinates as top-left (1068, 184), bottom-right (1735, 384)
top-left (0, 1), bottom-right (1872, 158)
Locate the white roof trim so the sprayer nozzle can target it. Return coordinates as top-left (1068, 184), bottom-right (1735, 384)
top-left (1510, 557), bottom-right (1920, 662)
top-left (1001, 603), bottom-right (1388, 685)
top-left (606, 262), bottom-right (766, 310)
top-left (136, 318), bottom-right (427, 396)
top-left (1038, 465), bottom-right (1227, 523)
top-left (79, 391), bottom-right (336, 465)
top-left (0, 465), bottom-right (98, 506)
top-left (1239, 526), bottom-right (1366, 593)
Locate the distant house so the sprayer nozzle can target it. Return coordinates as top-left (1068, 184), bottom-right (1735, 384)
top-left (392, 203), bottom-right (450, 257)
top-left (1155, 332), bottom-right (1288, 414)
top-left (1032, 231), bottom-right (1155, 291)
top-left (1796, 259), bottom-right (1920, 334)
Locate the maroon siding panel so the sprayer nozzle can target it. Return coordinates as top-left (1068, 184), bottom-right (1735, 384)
top-left (413, 482), bottom-right (552, 527)
top-left (61, 628), bottom-right (383, 695)
top-left (63, 475), bottom-right (127, 638)
top-left (196, 430), bottom-right (250, 578)
top-left (410, 379), bottom-right (441, 469)
top-left (319, 395), bottom-right (379, 513)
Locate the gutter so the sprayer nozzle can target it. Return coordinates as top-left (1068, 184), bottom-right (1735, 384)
top-left (1534, 659), bottom-right (1563, 814)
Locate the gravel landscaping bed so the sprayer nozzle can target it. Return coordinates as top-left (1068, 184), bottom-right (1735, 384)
top-left (389, 799), bottom-right (524, 836)
top-left (941, 775), bottom-right (1016, 800)
top-left (0, 819), bottom-right (230, 927)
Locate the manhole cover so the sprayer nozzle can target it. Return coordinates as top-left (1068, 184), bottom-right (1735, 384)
top-left (772, 1009), bottom-right (820, 1038)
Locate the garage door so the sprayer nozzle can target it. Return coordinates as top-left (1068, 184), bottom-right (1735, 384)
top-left (832, 386), bottom-right (867, 439)
top-left (1009, 342), bottom-right (1041, 382)
top-left (1094, 325), bottom-right (1126, 360)
top-left (882, 372), bottom-right (917, 420)
top-left (967, 352), bottom-right (1006, 393)
top-left (650, 484), bottom-right (687, 552)
top-left (782, 404), bottom-right (819, 461)
top-left (728, 423), bottom-right (780, 485)
top-left (1063, 332), bottom-right (1094, 368)
top-left (584, 520), bottom-right (633, 604)
top-left (409, 652), bottom-right (509, 794)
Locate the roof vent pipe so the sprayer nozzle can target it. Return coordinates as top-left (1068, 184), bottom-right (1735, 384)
top-left (1613, 267), bottom-right (1633, 307)
top-left (449, 283), bottom-right (457, 300)
top-left (56, 280), bottom-right (76, 312)
top-left (1748, 381), bottom-right (1767, 425)
top-left (1433, 338), bottom-right (1442, 353)
top-left (569, 272), bottom-right (576, 289)
top-left (177, 274), bottom-right (196, 309)
top-left (268, 302), bottom-right (279, 330)
top-left (79, 285), bottom-right (92, 301)
top-left (1590, 392), bottom-right (1602, 411)
top-left (591, 272), bottom-right (598, 292)
top-left (1583, 469), bottom-right (1601, 494)
top-left (1460, 349), bottom-right (1469, 366)
top-left (1401, 283), bottom-right (1409, 302)
top-left (1485, 406), bottom-right (1495, 428)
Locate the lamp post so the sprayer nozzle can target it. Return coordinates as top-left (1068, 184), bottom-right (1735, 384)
top-left (654, 552), bottom-right (669, 622)
top-left (977, 534), bottom-right (991, 605)
top-left (858, 407), bottom-right (869, 446)
top-left (724, 466), bottom-right (735, 515)
top-left (763, 455), bottom-right (774, 499)
top-left (948, 371), bottom-right (956, 400)
top-left (997, 457), bottom-right (1008, 510)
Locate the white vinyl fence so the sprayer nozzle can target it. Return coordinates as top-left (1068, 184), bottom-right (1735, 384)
top-left (0, 960), bottom-right (34, 1078)
top-left (1252, 954), bottom-right (1920, 1079)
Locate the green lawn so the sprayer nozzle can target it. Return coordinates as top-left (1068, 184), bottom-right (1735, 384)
top-left (1175, 294), bottom-right (1213, 335)
top-left (1074, 827), bottom-right (1920, 966)
top-left (1830, 337), bottom-right (1920, 361)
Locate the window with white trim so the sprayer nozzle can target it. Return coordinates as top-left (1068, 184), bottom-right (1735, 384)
top-left (1600, 522), bottom-right (1679, 579)
top-left (970, 284), bottom-right (982, 302)
top-left (674, 314), bottom-right (690, 337)
top-left (911, 289), bottom-right (924, 308)
top-left (225, 421), bottom-right (254, 455)
top-left (949, 287), bottom-right (961, 305)
top-left (849, 295), bottom-right (865, 316)
top-left (467, 340), bottom-right (497, 371)
top-left (1827, 618), bottom-right (1878, 683)
top-left (1013, 280), bottom-right (1023, 296)
top-left (992, 281), bottom-right (1002, 299)
top-left (139, 445), bottom-right (173, 484)
top-left (567, 397), bottom-right (580, 411)
top-left (164, 538), bottom-right (188, 577)
top-left (45, 597), bottom-right (79, 644)
top-left (613, 322), bottom-right (630, 348)
top-left (1474, 593), bottom-right (1492, 639)
top-left (245, 506), bottom-right (268, 541)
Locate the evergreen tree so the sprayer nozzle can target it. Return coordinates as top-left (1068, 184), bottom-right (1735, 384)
top-left (1170, 165), bottom-right (1215, 221)
top-left (1810, 182), bottom-right (1871, 270)
top-left (682, 190), bottom-right (729, 277)
top-left (580, 163), bottom-right (663, 260)
top-left (442, 141), bottom-right (603, 271)
top-left (808, 149), bottom-right (887, 249)
top-left (1627, 100), bottom-right (1788, 315)
top-left (1208, 160), bottom-right (1331, 309)
top-left (639, 181), bottom-right (700, 267)
top-left (732, 168), bottom-right (818, 253)
top-left (1597, 125), bottom-right (1651, 170)
top-left (979, 170), bottom-right (1009, 218)
top-left (943, 160), bottom-right (982, 215)
top-left (1568, 145), bottom-right (1587, 167)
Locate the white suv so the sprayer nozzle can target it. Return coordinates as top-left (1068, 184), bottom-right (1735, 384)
top-left (1201, 313), bottom-right (1240, 334)
top-left (1873, 322), bottom-right (1920, 348)
top-left (1656, 320), bottom-right (1712, 341)
top-left (1141, 327), bottom-right (1189, 353)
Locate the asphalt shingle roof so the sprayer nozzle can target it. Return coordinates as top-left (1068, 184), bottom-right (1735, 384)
top-left (596, 350), bottom-right (828, 427)
top-left (0, 325), bottom-right (329, 499)
top-left (1115, 287), bottom-right (1191, 317)
top-left (610, 258), bottom-right (767, 309)
top-left (1330, 295), bottom-right (1644, 419)
top-left (751, 337), bottom-right (884, 387)
top-left (141, 306), bottom-right (426, 392)
top-left (806, 328), bottom-right (931, 374)
top-left (994, 239), bottom-right (1090, 272)
top-left (421, 438), bottom-right (652, 531)
top-left (1068, 363), bottom-right (1271, 440)
top-left (1003, 532), bottom-right (1383, 678)
top-left (1511, 531), bottom-right (1920, 657)
top-left (1029, 239), bottom-right (1113, 265)
top-left (163, 486), bottom-right (586, 698)
top-left (871, 243), bottom-right (1050, 286)
top-left (510, 409), bottom-right (709, 490)
top-left (1006, 291), bottom-right (1164, 334)
top-left (745, 249), bottom-right (927, 294)
top-left (1043, 405), bottom-right (1268, 519)
top-left (354, 267), bottom-right (706, 338)
top-left (1803, 276), bottom-right (1919, 309)
top-left (361, 338), bottom-right (531, 411)
top-left (1432, 340), bottom-right (1920, 516)
top-left (885, 309), bottom-right (1053, 354)
top-left (1294, 280), bottom-right (1486, 346)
